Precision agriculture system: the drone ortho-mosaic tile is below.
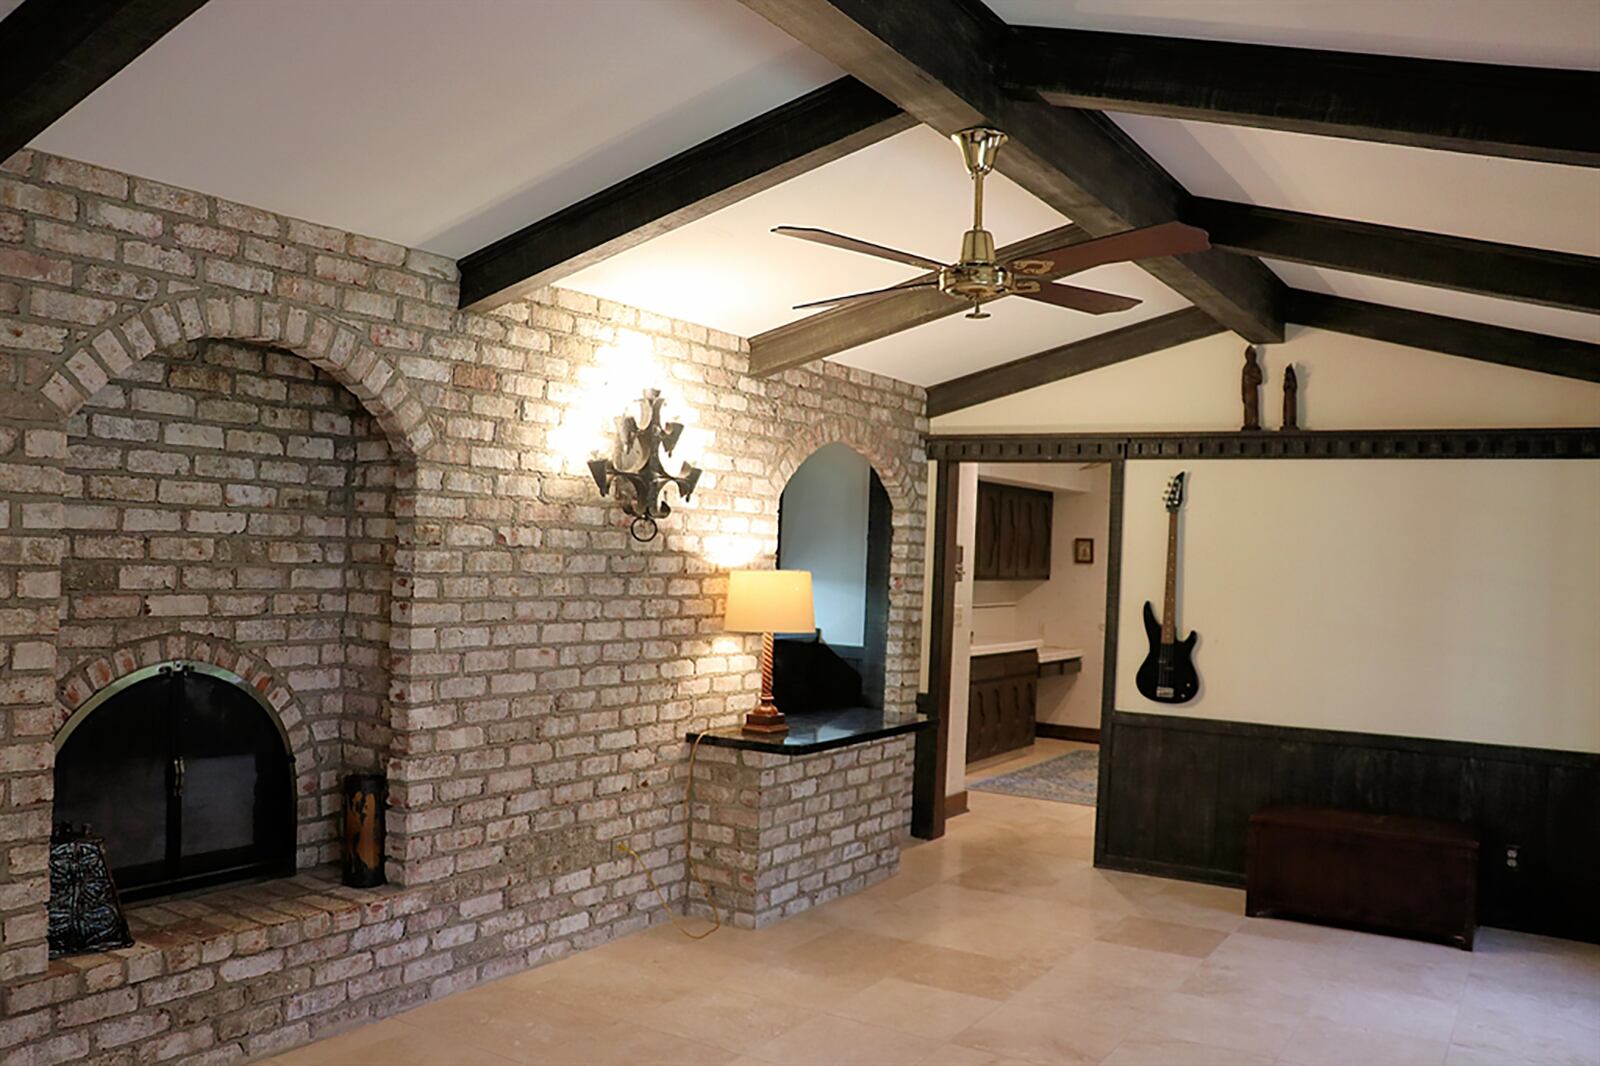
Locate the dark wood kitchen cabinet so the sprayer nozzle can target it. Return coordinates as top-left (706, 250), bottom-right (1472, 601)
top-left (966, 650), bottom-right (1038, 762)
top-left (974, 481), bottom-right (1052, 580)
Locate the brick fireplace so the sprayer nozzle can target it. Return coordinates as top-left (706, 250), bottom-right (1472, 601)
top-left (0, 150), bottom-right (928, 1063)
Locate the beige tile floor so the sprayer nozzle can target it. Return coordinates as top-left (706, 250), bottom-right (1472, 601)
top-left (270, 740), bottom-right (1600, 1065)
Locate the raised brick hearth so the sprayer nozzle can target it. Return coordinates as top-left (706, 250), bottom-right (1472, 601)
top-left (0, 149), bottom-right (928, 1064)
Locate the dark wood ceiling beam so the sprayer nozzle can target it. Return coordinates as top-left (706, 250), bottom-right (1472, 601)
top-left (749, 223), bottom-right (1086, 375)
top-left (1190, 200), bottom-right (1600, 314)
top-left (457, 77), bottom-right (912, 311)
top-left (0, 0), bottom-right (210, 163)
top-left (1008, 27), bottom-right (1600, 167)
top-left (736, 0), bottom-right (1284, 346)
top-left (925, 307), bottom-right (1224, 416)
top-left (1288, 291), bottom-right (1600, 382)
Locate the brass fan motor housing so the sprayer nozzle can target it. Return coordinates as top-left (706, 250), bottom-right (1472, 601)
top-left (940, 258), bottom-right (1013, 301)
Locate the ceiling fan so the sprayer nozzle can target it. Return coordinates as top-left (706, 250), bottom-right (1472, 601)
top-left (774, 127), bottom-right (1210, 320)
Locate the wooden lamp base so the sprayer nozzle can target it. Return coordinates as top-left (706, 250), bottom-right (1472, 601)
top-left (741, 631), bottom-right (789, 735)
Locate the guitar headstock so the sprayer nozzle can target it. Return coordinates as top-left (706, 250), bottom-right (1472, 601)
top-left (1162, 471), bottom-right (1186, 513)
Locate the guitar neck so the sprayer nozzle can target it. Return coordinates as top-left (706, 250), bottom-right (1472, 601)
top-left (1162, 509), bottom-right (1178, 645)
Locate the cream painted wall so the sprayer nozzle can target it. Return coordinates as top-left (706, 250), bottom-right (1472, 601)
top-left (1035, 469), bottom-right (1112, 730)
top-left (974, 462), bottom-right (1095, 494)
top-left (930, 328), bottom-right (1600, 434)
top-left (945, 465), bottom-right (980, 797)
top-left (1115, 459), bottom-right (1600, 753)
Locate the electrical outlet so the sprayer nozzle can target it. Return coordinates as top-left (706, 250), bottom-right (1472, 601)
top-left (1505, 844), bottom-right (1521, 870)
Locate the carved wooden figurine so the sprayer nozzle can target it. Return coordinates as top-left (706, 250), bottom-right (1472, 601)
top-left (1241, 345), bottom-right (1263, 430)
top-left (1282, 365), bottom-right (1300, 431)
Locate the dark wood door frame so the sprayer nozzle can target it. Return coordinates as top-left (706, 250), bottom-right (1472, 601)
top-left (1093, 460), bottom-right (1126, 868)
top-left (911, 458), bottom-right (959, 839)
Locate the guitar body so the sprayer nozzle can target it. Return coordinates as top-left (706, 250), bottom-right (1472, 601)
top-left (1135, 600), bottom-right (1199, 704)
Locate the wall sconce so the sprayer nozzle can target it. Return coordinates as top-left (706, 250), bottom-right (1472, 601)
top-left (588, 389), bottom-right (702, 543)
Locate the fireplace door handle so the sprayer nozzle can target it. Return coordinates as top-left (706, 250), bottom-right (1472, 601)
top-left (173, 756), bottom-right (185, 798)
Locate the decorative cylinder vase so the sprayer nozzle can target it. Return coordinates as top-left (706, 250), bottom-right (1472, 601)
top-left (342, 773), bottom-right (386, 888)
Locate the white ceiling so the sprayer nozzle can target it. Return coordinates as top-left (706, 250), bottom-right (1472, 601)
top-left (11, 0), bottom-right (1600, 386)
top-left (561, 125), bottom-right (1190, 385)
top-left (1272, 263), bottom-right (1600, 343)
top-left (26, 0), bottom-right (836, 257)
top-left (986, 0), bottom-right (1600, 68)
top-left (1111, 116), bottom-right (1600, 256)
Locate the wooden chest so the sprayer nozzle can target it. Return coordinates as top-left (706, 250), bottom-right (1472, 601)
top-left (1247, 807), bottom-right (1479, 950)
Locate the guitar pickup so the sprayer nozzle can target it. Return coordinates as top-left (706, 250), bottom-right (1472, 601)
top-left (1155, 687), bottom-right (1174, 698)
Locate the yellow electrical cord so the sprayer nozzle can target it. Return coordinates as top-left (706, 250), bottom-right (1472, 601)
top-left (617, 728), bottom-right (721, 940)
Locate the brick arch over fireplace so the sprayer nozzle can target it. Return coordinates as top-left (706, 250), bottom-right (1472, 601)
top-left (56, 630), bottom-right (319, 780)
top-left (39, 290), bottom-right (439, 457)
top-left (54, 631), bottom-right (336, 873)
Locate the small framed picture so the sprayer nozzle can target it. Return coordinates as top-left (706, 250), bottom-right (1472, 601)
top-left (1073, 537), bottom-right (1094, 564)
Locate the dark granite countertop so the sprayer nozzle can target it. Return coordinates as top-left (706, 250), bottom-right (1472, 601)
top-left (686, 707), bottom-right (929, 756)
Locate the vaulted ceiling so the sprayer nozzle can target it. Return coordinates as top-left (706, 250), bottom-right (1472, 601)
top-left (6, 0), bottom-right (1598, 399)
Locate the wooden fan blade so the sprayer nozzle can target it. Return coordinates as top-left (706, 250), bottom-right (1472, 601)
top-left (773, 226), bottom-right (945, 271)
top-left (1016, 222), bottom-right (1210, 278)
top-left (792, 279), bottom-right (942, 310)
top-left (1016, 282), bottom-right (1141, 315)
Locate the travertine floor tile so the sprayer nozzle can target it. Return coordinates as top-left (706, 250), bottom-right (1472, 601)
top-left (1104, 1035), bottom-right (1275, 1066)
top-left (883, 940), bottom-right (1054, 1001)
top-left (1096, 914), bottom-right (1232, 958)
top-left (1280, 1017), bottom-right (1449, 1066)
top-left (631, 985), bottom-right (808, 1053)
top-left (267, 781), bottom-right (1600, 1066)
top-left (1127, 990), bottom-right (1300, 1058)
top-left (745, 1013), bottom-right (943, 1064)
top-left (832, 975), bottom-right (1001, 1041)
top-left (952, 998), bottom-right (1134, 1063)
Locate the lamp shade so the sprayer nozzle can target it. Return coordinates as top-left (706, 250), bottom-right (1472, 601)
top-left (724, 570), bottom-right (814, 634)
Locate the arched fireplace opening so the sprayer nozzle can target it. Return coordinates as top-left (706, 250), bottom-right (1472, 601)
top-left (54, 662), bottom-right (295, 902)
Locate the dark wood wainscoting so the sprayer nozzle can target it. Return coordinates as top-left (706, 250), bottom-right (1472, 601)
top-left (1098, 710), bottom-right (1600, 943)
top-left (1036, 723), bottom-right (1100, 744)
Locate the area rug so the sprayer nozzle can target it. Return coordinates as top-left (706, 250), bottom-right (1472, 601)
top-left (970, 749), bottom-right (1099, 806)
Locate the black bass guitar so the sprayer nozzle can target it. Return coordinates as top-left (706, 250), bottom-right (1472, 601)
top-left (1135, 472), bottom-right (1199, 703)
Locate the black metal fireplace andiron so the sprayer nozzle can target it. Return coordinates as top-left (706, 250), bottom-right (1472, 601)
top-left (47, 823), bottom-right (134, 958)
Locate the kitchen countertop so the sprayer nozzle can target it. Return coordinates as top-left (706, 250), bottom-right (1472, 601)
top-left (969, 638), bottom-right (1085, 663)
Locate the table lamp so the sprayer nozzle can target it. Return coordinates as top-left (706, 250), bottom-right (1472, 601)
top-left (724, 569), bottom-right (814, 735)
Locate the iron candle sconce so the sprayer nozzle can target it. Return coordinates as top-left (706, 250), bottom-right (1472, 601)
top-left (588, 389), bottom-right (702, 543)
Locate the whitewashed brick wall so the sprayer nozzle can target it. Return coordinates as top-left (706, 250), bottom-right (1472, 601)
top-left (693, 735), bottom-right (915, 928)
top-left (0, 148), bottom-right (927, 1062)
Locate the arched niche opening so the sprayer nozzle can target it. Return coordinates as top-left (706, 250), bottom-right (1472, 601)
top-left (774, 443), bottom-right (892, 712)
top-left (58, 338), bottom-right (403, 887)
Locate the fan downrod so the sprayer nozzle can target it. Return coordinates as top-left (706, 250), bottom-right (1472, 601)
top-left (942, 127), bottom-right (1014, 307)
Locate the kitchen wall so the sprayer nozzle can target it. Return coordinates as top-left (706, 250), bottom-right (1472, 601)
top-left (1029, 466), bottom-right (1110, 731)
